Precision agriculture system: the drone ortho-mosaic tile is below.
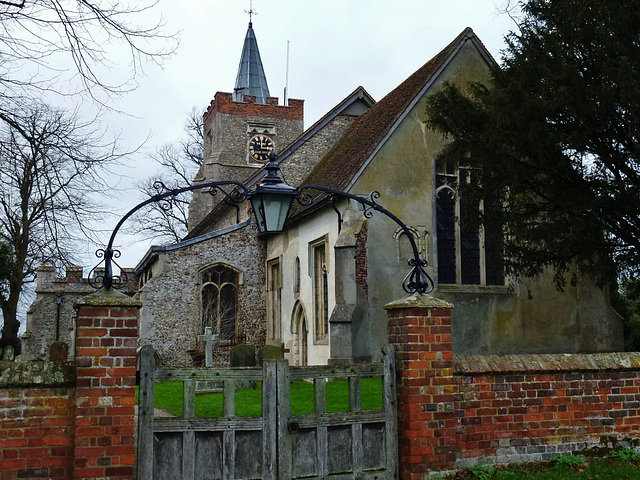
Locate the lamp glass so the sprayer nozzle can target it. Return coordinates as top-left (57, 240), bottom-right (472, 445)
top-left (250, 192), bottom-right (294, 234)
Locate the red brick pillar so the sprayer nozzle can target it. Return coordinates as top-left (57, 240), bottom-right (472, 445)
top-left (386, 294), bottom-right (456, 479)
top-left (73, 289), bottom-right (141, 479)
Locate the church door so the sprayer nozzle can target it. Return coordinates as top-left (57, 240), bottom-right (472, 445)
top-left (292, 303), bottom-right (308, 366)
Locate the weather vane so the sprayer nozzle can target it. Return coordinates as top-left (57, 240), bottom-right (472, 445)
top-left (246, 0), bottom-right (257, 24)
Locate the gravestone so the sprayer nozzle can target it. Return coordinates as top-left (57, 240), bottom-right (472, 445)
top-left (230, 344), bottom-right (256, 389)
top-left (257, 345), bottom-right (284, 366)
top-left (230, 344), bottom-right (256, 367)
top-left (2, 345), bottom-right (14, 361)
top-left (196, 327), bottom-right (222, 393)
top-left (49, 341), bottom-right (69, 363)
top-left (198, 327), bottom-right (220, 367)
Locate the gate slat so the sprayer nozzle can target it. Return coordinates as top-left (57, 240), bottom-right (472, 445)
top-left (137, 345), bottom-right (156, 480)
top-left (314, 378), bottom-right (328, 476)
top-left (182, 431), bottom-right (195, 478)
top-left (276, 360), bottom-right (292, 479)
top-left (223, 430), bottom-right (235, 479)
top-left (262, 361), bottom-right (277, 480)
top-left (223, 379), bottom-right (235, 417)
top-left (183, 379), bottom-right (195, 419)
top-left (383, 345), bottom-right (399, 479)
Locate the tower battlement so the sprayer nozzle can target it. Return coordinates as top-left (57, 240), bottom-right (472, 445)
top-left (204, 92), bottom-right (304, 124)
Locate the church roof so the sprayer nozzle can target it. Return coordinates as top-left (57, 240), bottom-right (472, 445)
top-left (233, 22), bottom-right (270, 104)
top-left (184, 86), bottom-right (375, 240)
top-left (299, 28), bottom-right (493, 193)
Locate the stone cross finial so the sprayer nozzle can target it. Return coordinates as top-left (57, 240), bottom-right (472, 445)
top-left (198, 327), bottom-right (219, 367)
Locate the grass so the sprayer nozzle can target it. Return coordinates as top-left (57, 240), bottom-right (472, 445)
top-left (457, 456), bottom-right (640, 479)
top-left (138, 377), bottom-right (383, 417)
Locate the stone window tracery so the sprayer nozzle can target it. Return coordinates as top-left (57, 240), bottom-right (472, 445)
top-left (201, 265), bottom-right (238, 340)
top-left (436, 160), bottom-right (504, 286)
top-left (311, 240), bottom-right (328, 341)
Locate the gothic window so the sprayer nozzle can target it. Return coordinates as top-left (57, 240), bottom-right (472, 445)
top-left (294, 257), bottom-right (301, 295)
top-left (436, 160), bottom-right (504, 286)
top-left (201, 265), bottom-right (238, 340)
top-left (266, 259), bottom-right (281, 344)
top-left (312, 241), bottom-right (328, 341)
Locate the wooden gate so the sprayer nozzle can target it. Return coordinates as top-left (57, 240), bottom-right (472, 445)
top-left (137, 345), bottom-right (398, 479)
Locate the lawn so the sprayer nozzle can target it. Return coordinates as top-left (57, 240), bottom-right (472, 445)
top-left (139, 377), bottom-right (383, 417)
top-left (455, 453), bottom-right (640, 479)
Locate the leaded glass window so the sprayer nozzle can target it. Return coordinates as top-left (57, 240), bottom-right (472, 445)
top-left (436, 161), bottom-right (504, 286)
top-left (202, 265), bottom-right (238, 340)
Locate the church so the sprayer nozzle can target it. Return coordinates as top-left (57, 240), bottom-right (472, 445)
top-left (23, 20), bottom-right (624, 366)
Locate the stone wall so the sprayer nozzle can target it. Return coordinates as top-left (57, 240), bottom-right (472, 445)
top-left (138, 225), bottom-right (267, 366)
top-left (22, 265), bottom-right (138, 362)
top-left (278, 114), bottom-right (357, 188)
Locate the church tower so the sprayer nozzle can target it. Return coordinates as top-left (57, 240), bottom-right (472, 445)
top-left (188, 16), bottom-right (304, 231)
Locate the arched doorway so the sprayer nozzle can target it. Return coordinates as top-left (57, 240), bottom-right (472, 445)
top-left (291, 302), bottom-right (308, 366)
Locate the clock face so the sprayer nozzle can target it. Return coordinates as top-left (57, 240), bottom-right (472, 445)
top-left (248, 135), bottom-right (274, 161)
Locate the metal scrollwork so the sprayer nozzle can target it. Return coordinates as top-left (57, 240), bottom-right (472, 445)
top-left (95, 161), bottom-right (435, 296)
top-left (403, 258), bottom-right (434, 294)
top-left (93, 179), bottom-right (252, 290)
top-left (296, 185), bottom-right (435, 295)
top-left (361, 191), bottom-right (381, 219)
top-left (89, 249), bottom-right (127, 290)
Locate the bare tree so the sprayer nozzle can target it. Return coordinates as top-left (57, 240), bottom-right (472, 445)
top-left (0, 0), bottom-right (176, 103)
top-left (0, 102), bottom-right (121, 353)
top-left (134, 109), bottom-right (203, 243)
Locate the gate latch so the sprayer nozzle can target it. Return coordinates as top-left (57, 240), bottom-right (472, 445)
top-left (287, 419), bottom-right (300, 434)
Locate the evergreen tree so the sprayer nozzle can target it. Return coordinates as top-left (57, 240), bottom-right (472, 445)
top-left (425, 0), bottom-right (640, 288)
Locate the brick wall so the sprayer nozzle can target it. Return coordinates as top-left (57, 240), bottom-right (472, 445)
top-left (453, 353), bottom-right (640, 469)
top-left (0, 289), bottom-right (141, 480)
top-left (0, 363), bottom-right (75, 479)
top-left (386, 294), bottom-right (457, 478)
top-left (387, 294), bottom-right (640, 478)
top-left (204, 92), bottom-right (304, 122)
top-left (73, 290), bottom-right (141, 479)
top-left (355, 222), bottom-right (368, 293)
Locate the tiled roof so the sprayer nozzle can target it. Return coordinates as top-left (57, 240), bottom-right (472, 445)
top-left (184, 86), bottom-right (375, 239)
top-left (300, 27), bottom-right (485, 192)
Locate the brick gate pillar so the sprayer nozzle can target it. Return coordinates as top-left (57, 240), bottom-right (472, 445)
top-left (73, 289), bottom-right (142, 479)
top-left (386, 294), bottom-right (456, 479)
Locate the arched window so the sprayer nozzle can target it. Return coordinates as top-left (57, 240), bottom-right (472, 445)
top-left (436, 160), bottom-right (504, 286)
top-left (436, 187), bottom-right (457, 284)
top-left (294, 257), bottom-right (301, 295)
top-left (201, 265), bottom-right (238, 340)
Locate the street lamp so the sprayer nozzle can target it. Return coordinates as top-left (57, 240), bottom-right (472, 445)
top-left (250, 157), bottom-right (297, 234)
top-left (91, 153), bottom-right (434, 294)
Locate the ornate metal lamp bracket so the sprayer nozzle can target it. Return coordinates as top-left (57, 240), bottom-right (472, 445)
top-left (295, 185), bottom-right (434, 294)
top-left (90, 180), bottom-right (251, 290)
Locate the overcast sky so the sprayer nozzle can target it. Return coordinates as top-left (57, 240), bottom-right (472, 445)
top-left (92, 0), bottom-right (518, 270)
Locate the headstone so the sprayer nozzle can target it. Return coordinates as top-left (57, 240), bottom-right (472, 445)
top-left (198, 327), bottom-right (220, 367)
top-left (2, 345), bottom-right (14, 361)
top-left (257, 345), bottom-right (284, 366)
top-left (230, 344), bottom-right (256, 367)
top-left (49, 341), bottom-right (69, 363)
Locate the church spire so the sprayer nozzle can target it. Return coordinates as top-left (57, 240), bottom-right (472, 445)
top-left (233, 4), bottom-right (270, 104)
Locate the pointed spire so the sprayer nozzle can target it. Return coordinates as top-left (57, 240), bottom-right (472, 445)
top-left (233, 19), bottom-right (270, 104)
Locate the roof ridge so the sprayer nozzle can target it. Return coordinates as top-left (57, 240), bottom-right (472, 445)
top-left (299, 28), bottom-right (482, 192)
